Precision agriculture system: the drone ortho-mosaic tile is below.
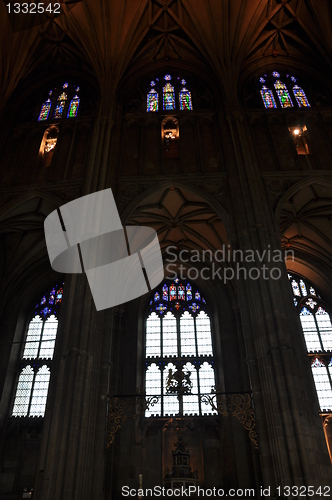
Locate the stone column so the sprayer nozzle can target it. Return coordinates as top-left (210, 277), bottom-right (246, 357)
top-left (223, 106), bottom-right (332, 488)
top-left (33, 93), bottom-right (118, 499)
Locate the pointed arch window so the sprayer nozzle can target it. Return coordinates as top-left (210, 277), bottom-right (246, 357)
top-left (274, 80), bottom-right (293, 108)
top-left (38, 83), bottom-right (80, 122)
top-left (163, 75), bottom-right (175, 111)
top-left (259, 72), bottom-right (310, 109)
top-left (289, 273), bottom-right (332, 411)
top-left (260, 86), bottom-right (277, 109)
top-left (179, 79), bottom-right (193, 111)
top-left (11, 284), bottom-right (64, 417)
top-left (147, 80), bottom-right (159, 112)
top-left (67, 91), bottom-right (80, 118)
top-left (52, 83), bottom-right (68, 119)
top-left (38, 92), bottom-right (53, 121)
top-left (145, 279), bottom-right (216, 417)
top-left (146, 75), bottom-right (193, 112)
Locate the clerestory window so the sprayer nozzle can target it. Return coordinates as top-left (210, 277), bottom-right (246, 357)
top-left (38, 82), bottom-right (80, 122)
top-left (146, 75), bottom-right (193, 112)
top-left (259, 72), bottom-right (310, 109)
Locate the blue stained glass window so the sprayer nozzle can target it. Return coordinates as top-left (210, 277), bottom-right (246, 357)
top-left (55, 287), bottom-right (63, 304)
top-left (163, 284), bottom-right (168, 301)
top-left (38, 98), bottom-right (52, 121)
top-left (49, 288), bottom-right (55, 305)
top-left (179, 87), bottom-right (193, 111)
top-left (260, 87), bottom-right (277, 109)
top-left (52, 91), bottom-right (67, 119)
top-left (154, 292), bottom-right (160, 302)
top-left (156, 303), bottom-right (167, 314)
top-left (259, 72), bottom-right (310, 110)
top-left (178, 285), bottom-right (185, 300)
top-left (163, 82), bottom-right (175, 111)
top-left (292, 85), bottom-right (310, 108)
top-left (189, 303), bottom-right (200, 313)
top-left (147, 89), bottom-right (159, 112)
top-left (186, 283), bottom-right (192, 301)
top-left (170, 284), bottom-right (177, 301)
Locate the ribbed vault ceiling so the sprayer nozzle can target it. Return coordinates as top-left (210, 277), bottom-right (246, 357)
top-left (280, 183), bottom-right (332, 263)
top-left (126, 186), bottom-right (229, 254)
top-left (1, 0), bottom-right (332, 109)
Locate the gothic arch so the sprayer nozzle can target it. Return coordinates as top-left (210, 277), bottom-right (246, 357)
top-left (120, 179), bottom-right (234, 240)
top-left (275, 178), bottom-right (332, 303)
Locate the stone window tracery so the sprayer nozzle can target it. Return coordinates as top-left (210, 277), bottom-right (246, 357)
top-left (12, 284), bottom-right (64, 417)
top-left (145, 279), bottom-right (216, 417)
top-left (288, 273), bottom-right (332, 411)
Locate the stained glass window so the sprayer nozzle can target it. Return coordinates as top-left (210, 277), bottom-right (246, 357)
top-left (67, 95), bottom-right (80, 118)
top-left (12, 283), bottom-right (64, 418)
top-left (179, 80), bottom-right (193, 111)
top-left (274, 80), bottom-right (293, 108)
top-left (259, 72), bottom-right (309, 110)
top-left (163, 284), bottom-right (168, 301)
top-left (289, 273), bottom-right (332, 412)
top-left (170, 284), bottom-right (177, 301)
top-left (147, 89), bottom-right (159, 112)
top-left (145, 280), bottom-right (215, 417)
top-left (146, 75), bottom-right (194, 112)
top-left (38, 83), bottom-right (80, 122)
top-left (38, 98), bottom-right (52, 121)
top-left (292, 85), bottom-right (310, 108)
top-left (178, 284), bottom-right (185, 300)
top-left (52, 91), bottom-right (67, 119)
top-left (260, 87), bottom-right (277, 109)
top-left (186, 283), bottom-right (192, 301)
top-left (163, 76), bottom-right (175, 111)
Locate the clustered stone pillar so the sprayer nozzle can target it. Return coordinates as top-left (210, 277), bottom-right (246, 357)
top-left (33, 95), bottom-right (118, 500)
top-left (223, 105), bottom-right (332, 487)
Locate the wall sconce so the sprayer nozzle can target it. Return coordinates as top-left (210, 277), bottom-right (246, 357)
top-left (288, 125), bottom-right (310, 155)
top-left (162, 117), bottom-right (179, 158)
top-left (39, 126), bottom-right (59, 167)
top-left (22, 488), bottom-right (33, 498)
